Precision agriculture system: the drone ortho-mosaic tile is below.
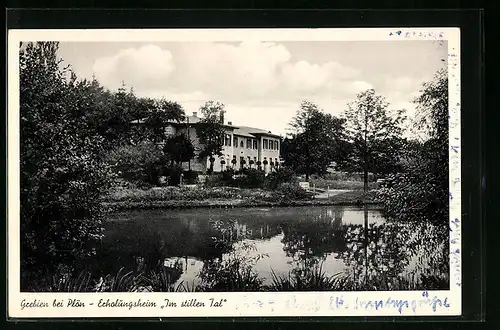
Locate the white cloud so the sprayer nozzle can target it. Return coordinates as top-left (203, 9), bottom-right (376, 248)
top-left (171, 41), bottom-right (292, 98)
top-left (93, 45), bottom-right (175, 90)
top-left (91, 42), bottom-right (365, 104)
top-left (281, 61), bottom-right (360, 93)
top-left (347, 81), bottom-right (374, 95)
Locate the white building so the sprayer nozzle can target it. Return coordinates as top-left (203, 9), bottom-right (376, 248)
top-left (131, 111), bottom-right (281, 173)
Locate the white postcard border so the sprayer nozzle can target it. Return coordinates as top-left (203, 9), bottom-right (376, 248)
top-left (7, 27), bottom-right (461, 318)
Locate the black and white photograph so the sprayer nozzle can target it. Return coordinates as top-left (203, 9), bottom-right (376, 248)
top-left (9, 28), bottom-right (461, 317)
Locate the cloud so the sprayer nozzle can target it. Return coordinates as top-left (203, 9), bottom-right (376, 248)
top-left (170, 41), bottom-right (292, 98)
top-left (90, 41), bottom-right (367, 105)
top-left (93, 45), bottom-right (175, 90)
top-left (346, 81), bottom-right (374, 95)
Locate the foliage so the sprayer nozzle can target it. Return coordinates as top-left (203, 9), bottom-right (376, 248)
top-left (268, 264), bottom-right (349, 291)
top-left (143, 99), bottom-right (185, 142)
top-left (344, 89), bottom-right (407, 190)
top-left (20, 42), bottom-right (114, 285)
top-left (198, 242), bottom-right (264, 292)
top-left (377, 70), bottom-right (449, 225)
top-left (235, 168), bottom-right (267, 189)
top-left (270, 183), bottom-right (314, 202)
top-left (183, 170), bottom-right (199, 184)
top-left (106, 141), bottom-right (166, 186)
top-left (162, 164), bottom-right (184, 186)
top-left (284, 101), bottom-right (348, 180)
top-left (163, 133), bottom-right (195, 165)
top-left (195, 100), bottom-right (226, 173)
top-left (264, 167), bottom-right (297, 189)
top-left (340, 221), bottom-right (449, 291)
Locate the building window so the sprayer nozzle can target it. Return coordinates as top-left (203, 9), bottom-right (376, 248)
top-left (263, 139), bottom-right (268, 149)
top-left (275, 140), bottom-right (279, 150)
top-left (233, 136), bottom-right (238, 147)
top-left (240, 140), bottom-right (244, 148)
top-left (246, 138), bottom-right (252, 149)
top-left (240, 156), bottom-right (245, 169)
top-left (225, 134), bottom-right (232, 147)
top-left (253, 140), bottom-right (257, 149)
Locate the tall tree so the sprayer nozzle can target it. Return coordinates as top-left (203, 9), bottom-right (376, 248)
top-left (378, 69), bottom-right (449, 225)
top-left (163, 134), bottom-right (196, 167)
top-left (20, 42), bottom-right (113, 285)
top-left (344, 89), bottom-right (407, 191)
top-left (284, 100), bottom-right (347, 180)
top-left (144, 99), bottom-right (185, 143)
top-left (195, 100), bottom-right (226, 173)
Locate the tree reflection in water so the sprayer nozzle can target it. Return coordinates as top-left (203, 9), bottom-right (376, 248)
top-left (341, 219), bottom-right (449, 290)
top-left (280, 206), bottom-right (348, 277)
top-left (96, 206), bottom-right (449, 291)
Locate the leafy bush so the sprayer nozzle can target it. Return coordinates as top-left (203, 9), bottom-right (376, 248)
top-left (203, 173), bottom-right (225, 188)
top-left (264, 167), bottom-right (297, 189)
top-left (198, 242), bottom-right (265, 292)
top-left (269, 183), bottom-right (314, 202)
top-left (163, 164), bottom-right (183, 186)
top-left (340, 221), bottom-right (449, 291)
top-left (234, 168), bottom-right (266, 189)
top-left (20, 42), bottom-right (114, 286)
top-left (182, 170), bottom-right (199, 184)
top-left (377, 70), bottom-right (448, 226)
top-left (268, 263), bottom-right (349, 291)
top-left (221, 168), bottom-right (236, 184)
top-left (106, 141), bottom-right (166, 186)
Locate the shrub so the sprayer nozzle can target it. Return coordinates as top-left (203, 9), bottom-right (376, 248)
top-left (234, 168), bottom-right (266, 189)
top-left (221, 168), bottom-right (236, 184)
top-left (183, 170), bottom-right (199, 184)
top-left (268, 263), bottom-right (349, 291)
top-left (264, 167), bottom-right (297, 190)
top-left (163, 165), bottom-right (183, 186)
top-left (203, 173), bottom-right (224, 188)
top-left (203, 169), bottom-right (236, 188)
top-left (20, 42), bottom-right (115, 286)
top-left (270, 183), bottom-right (314, 202)
top-left (106, 141), bottom-right (166, 185)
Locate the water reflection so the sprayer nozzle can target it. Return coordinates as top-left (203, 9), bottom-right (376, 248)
top-left (97, 205), bottom-right (448, 291)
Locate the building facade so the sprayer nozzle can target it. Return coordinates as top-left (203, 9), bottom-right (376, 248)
top-left (132, 111), bottom-right (281, 173)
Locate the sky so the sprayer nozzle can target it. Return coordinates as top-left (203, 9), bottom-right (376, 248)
top-left (57, 40), bottom-right (447, 136)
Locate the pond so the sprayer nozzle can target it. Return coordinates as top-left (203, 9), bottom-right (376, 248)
top-left (92, 205), bottom-right (449, 291)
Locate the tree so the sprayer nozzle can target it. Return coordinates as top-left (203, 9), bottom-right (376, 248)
top-left (344, 89), bottom-right (407, 191)
top-left (144, 99), bottom-right (185, 143)
top-left (107, 140), bottom-right (166, 185)
top-left (195, 100), bottom-right (226, 173)
top-left (20, 42), bottom-right (114, 285)
top-left (284, 100), bottom-right (347, 180)
top-left (163, 134), bottom-right (195, 167)
top-left (378, 69), bottom-right (449, 225)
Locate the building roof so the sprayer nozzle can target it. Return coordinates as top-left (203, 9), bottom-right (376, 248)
top-left (130, 116), bottom-right (279, 138)
top-left (130, 115), bottom-right (202, 125)
top-left (233, 126), bottom-right (281, 139)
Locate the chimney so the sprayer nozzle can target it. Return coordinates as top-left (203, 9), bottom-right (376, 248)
top-left (192, 111), bottom-right (198, 117)
top-left (228, 121), bottom-right (233, 125)
top-left (219, 110), bottom-right (225, 124)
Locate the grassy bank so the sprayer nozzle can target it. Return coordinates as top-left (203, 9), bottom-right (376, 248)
top-left (309, 177), bottom-right (379, 190)
top-left (26, 261), bottom-right (447, 293)
top-left (103, 186), bottom-right (381, 212)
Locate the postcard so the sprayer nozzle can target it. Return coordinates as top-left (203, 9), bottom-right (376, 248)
top-left (7, 27), bottom-right (461, 318)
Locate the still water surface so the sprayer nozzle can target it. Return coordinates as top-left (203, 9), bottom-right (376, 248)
top-left (98, 206), bottom-right (386, 286)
